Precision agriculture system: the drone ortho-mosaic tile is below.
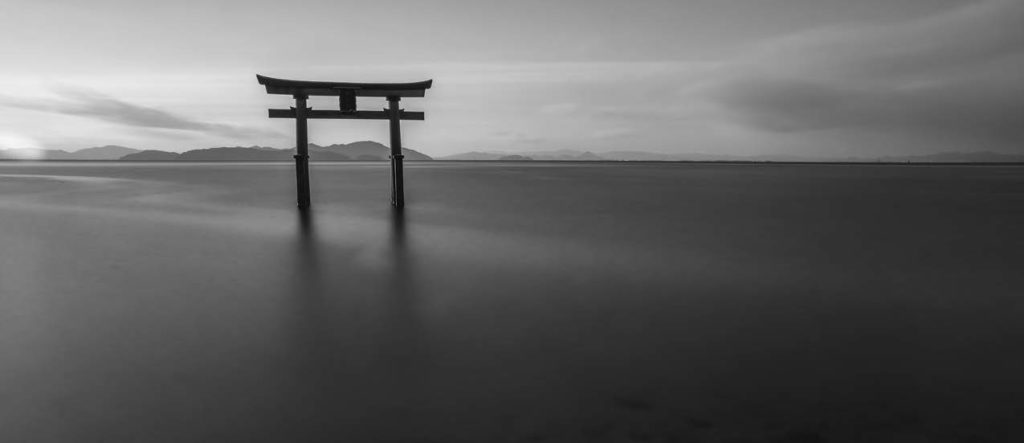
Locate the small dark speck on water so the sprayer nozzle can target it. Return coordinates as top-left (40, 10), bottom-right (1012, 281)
top-left (612, 396), bottom-right (655, 412)
top-left (777, 429), bottom-right (825, 443)
top-left (686, 417), bottom-right (715, 429)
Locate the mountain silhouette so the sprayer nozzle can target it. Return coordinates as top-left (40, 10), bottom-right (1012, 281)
top-left (5, 144), bottom-right (1023, 163)
top-left (67, 145), bottom-right (140, 160)
top-left (117, 141), bottom-right (431, 161)
top-left (498, 155), bottom-right (533, 161)
top-left (309, 141), bottom-right (432, 161)
top-left (120, 150), bottom-right (180, 161)
top-left (179, 147), bottom-right (296, 161)
top-left (439, 149), bottom-right (1024, 163)
top-left (441, 150), bottom-right (607, 161)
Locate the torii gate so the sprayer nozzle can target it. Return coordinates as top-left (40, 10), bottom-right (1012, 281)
top-left (257, 74), bottom-right (432, 209)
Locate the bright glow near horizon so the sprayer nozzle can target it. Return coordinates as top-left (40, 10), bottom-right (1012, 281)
top-left (1, 0), bottom-right (1022, 158)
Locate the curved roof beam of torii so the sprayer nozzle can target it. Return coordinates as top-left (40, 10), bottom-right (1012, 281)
top-left (257, 74), bottom-right (433, 98)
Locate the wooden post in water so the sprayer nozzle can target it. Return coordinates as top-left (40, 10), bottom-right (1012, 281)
top-left (387, 96), bottom-right (405, 208)
top-left (294, 94), bottom-right (311, 209)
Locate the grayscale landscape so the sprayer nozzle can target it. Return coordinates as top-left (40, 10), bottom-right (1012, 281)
top-left (4, 0), bottom-right (1024, 441)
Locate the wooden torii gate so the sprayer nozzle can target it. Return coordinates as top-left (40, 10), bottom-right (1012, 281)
top-left (257, 74), bottom-right (432, 209)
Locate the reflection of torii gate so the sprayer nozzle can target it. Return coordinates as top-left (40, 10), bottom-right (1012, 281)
top-left (257, 74), bottom-right (432, 209)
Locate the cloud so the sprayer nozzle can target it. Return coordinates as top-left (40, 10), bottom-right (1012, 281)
top-left (0, 86), bottom-right (281, 139)
top-left (698, 0), bottom-right (1024, 153)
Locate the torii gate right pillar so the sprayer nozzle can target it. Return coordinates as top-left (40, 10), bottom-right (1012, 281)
top-left (387, 96), bottom-right (405, 208)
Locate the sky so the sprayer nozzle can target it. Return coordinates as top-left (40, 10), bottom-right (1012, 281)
top-left (0, 0), bottom-right (1021, 157)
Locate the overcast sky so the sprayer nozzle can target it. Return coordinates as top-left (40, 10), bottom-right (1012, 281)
top-left (0, 0), bottom-right (1021, 157)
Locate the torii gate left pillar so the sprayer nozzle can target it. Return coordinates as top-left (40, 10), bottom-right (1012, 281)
top-left (257, 74), bottom-right (432, 209)
top-left (386, 96), bottom-right (405, 208)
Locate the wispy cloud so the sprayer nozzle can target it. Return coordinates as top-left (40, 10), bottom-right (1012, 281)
top-left (695, 0), bottom-right (1024, 152)
top-left (0, 86), bottom-right (281, 139)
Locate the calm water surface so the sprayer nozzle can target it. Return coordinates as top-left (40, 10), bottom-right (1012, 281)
top-left (1, 162), bottom-right (1023, 442)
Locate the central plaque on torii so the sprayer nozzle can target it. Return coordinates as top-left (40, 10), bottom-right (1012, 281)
top-left (257, 74), bottom-right (432, 209)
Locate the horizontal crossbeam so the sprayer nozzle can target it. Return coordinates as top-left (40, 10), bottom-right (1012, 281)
top-left (268, 109), bottom-right (425, 120)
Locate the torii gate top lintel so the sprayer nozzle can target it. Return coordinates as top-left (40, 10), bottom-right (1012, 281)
top-left (256, 74), bottom-right (433, 98)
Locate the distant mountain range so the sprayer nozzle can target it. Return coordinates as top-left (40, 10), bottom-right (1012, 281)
top-left (439, 149), bottom-right (1024, 163)
top-left (0, 145), bottom-right (142, 160)
top-left (442, 150), bottom-right (607, 161)
top-left (1, 141), bottom-right (432, 162)
top-left (2, 144), bottom-right (1022, 163)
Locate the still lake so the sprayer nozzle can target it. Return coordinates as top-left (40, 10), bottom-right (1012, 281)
top-left (1, 161), bottom-right (1023, 442)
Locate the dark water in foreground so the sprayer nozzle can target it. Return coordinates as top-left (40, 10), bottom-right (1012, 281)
top-left (1, 162), bottom-right (1023, 442)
